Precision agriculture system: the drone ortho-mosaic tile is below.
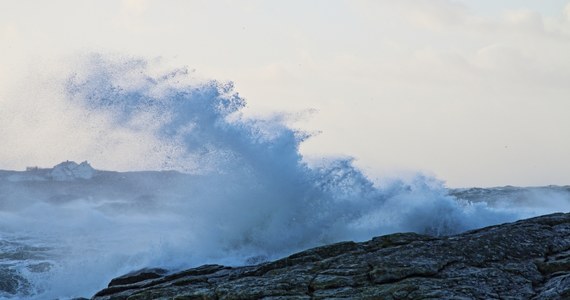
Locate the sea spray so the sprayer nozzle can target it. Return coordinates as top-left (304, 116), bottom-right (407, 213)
top-left (0, 54), bottom-right (568, 299)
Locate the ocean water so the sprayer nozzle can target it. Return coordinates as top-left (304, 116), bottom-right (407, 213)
top-left (0, 55), bottom-right (569, 299)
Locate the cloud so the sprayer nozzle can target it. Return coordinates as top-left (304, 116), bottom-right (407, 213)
top-left (122, 0), bottom-right (149, 15)
top-left (1, 1), bottom-right (570, 186)
top-left (113, 0), bottom-right (150, 33)
top-left (504, 9), bottom-right (543, 29)
top-left (0, 24), bottom-right (19, 40)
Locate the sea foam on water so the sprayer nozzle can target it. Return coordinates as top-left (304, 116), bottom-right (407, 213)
top-left (0, 55), bottom-right (568, 299)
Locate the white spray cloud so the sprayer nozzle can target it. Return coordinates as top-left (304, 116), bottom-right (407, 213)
top-left (2, 55), bottom-right (567, 298)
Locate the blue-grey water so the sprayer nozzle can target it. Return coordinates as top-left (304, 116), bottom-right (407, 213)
top-left (1, 55), bottom-right (568, 299)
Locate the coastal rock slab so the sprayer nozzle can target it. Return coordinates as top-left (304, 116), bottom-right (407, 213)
top-left (92, 213), bottom-right (570, 300)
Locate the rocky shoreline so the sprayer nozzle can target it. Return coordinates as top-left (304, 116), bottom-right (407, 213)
top-left (92, 213), bottom-right (570, 299)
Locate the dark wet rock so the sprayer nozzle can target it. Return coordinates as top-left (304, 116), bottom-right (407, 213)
top-left (92, 213), bottom-right (570, 300)
top-left (0, 268), bottom-right (30, 296)
top-left (108, 268), bottom-right (169, 287)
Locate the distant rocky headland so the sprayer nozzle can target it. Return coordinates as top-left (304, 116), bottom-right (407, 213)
top-left (91, 212), bottom-right (570, 300)
top-left (2, 161), bottom-right (97, 182)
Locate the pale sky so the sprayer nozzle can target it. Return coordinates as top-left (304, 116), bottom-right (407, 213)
top-left (1, 0), bottom-right (570, 187)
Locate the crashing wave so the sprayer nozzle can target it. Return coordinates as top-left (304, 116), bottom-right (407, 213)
top-left (0, 54), bottom-right (568, 299)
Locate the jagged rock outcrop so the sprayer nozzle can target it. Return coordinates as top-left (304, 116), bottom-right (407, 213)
top-left (92, 213), bottom-right (570, 299)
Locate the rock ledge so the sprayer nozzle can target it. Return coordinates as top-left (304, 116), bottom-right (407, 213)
top-left (92, 213), bottom-right (570, 299)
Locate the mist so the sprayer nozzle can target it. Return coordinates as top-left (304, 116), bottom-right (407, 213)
top-left (0, 55), bottom-right (568, 298)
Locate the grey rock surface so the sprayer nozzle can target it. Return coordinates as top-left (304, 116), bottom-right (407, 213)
top-left (92, 213), bottom-right (570, 300)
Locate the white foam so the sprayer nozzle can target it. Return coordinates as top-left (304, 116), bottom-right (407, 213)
top-left (0, 54), bottom-right (567, 299)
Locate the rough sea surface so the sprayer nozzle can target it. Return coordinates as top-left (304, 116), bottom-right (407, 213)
top-left (1, 56), bottom-right (569, 299)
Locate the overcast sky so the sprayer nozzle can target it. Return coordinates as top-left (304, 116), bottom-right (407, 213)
top-left (1, 0), bottom-right (570, 187)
